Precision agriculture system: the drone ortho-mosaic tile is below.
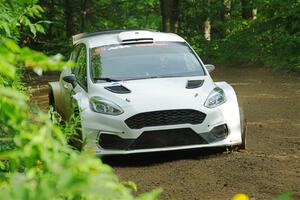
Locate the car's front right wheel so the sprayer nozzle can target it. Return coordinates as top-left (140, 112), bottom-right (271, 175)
top-left (239, 107), bottom-right (247, 150)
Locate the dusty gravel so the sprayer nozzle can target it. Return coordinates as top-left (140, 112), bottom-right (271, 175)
top-left (27, 65), bottom-right (300, 200)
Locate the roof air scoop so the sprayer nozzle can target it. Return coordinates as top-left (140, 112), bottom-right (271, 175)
top-left (118, 31), bottom-right (154, 44)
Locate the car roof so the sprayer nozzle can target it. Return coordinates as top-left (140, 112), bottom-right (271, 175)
top-left (73, 29), bottom-right (185, 48)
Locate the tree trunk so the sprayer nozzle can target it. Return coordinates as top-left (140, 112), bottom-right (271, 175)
top-left (64, 0), bottom-right (74, 37)
top-left (160, 0), bottom-right (179, 33)
top-left (203, 0), bottom-right (211, 41)
top-left (204, 18), bottom-right (211, 41)
top-left (39, 0), bottom-right (55, 37)
top-left (171, 0), bottom-right (179, 33)
top-left (241, 0), bottom-right (256, 20)
top-left (223, 0), bottom-right (231, 20)
top-left (252, 8), bottom-right (257, 20)
top-left (80, 0), bottom-right (88, 32)
top-left (48, 0), bottom-right (55, 37)
top-left (219, 0), bottom-right (231, 37)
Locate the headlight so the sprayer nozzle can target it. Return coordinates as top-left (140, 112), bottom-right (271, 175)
top-left (204, 87), bottom-right (226, 108)
top-left (89, 97), bottom-right (123, 115)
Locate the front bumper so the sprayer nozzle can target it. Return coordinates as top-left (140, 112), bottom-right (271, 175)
top-left (78, 81), bottom-right (242, 155)
top-left (81, 101), bottom-right (242, 155)
top-left (96, 141), bottom-right (238, 155)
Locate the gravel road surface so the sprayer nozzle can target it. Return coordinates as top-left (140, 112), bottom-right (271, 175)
top-left (28, 65), bottom-right (300, 200)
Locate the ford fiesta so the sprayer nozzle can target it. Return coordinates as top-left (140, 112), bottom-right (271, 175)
top-left (49, 30), bottom-right (247, 155)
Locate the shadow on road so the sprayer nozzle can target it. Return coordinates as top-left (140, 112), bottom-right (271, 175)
top-left (102, 147), bottom-right (228, 167)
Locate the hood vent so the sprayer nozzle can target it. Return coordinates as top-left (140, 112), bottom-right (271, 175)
top-left (186, 80), bottom-right (204, 89)
top-left (104, 85), bottom-right (131, 94)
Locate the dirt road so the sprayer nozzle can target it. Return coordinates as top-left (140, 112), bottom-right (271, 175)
top-left (28, 66), bottom-right (300, 200)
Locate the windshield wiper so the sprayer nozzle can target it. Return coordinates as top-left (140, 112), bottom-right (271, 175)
top-left (151, 75), bottom-right (181, 78)
top-left (125, 75), bottom-right (183, 81)
top-left (147, 75), bottom-right (186, 79)
top-left (94, 77), bottom-right (122, 82)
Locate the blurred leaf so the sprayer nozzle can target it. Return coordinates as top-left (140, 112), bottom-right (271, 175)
top-left (276, 191), bottom-right (292, 200)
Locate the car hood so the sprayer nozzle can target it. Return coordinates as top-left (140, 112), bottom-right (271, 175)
top-left (89, 76), bottom-right (216, 112)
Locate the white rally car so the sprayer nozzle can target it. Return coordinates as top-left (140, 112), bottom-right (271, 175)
top-left (49, 30), bottom-right (246, 155)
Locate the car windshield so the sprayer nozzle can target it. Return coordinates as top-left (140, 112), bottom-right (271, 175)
top-left (90, 42), bottom-right (205, 81)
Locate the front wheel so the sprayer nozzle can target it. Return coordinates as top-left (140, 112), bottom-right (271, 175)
top-left (239, 107), bottom-right (247, 150)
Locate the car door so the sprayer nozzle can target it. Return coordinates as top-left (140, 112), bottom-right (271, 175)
top-left (61, 44), bottom-right (88, 119)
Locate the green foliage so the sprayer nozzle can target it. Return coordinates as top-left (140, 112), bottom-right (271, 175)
top-left (276, 191), bottom-right (292, 200)
top-left (35, 0), bottom-right (300, 71)
top-left (0, 1), bottom-right (160, 199)
top-left (34, 0), bottom-right (161, 56)
top-left (207, 0), bottom-right (300, 70)
top-left (0, 108), bottom-right (160, 199)
top-left (0, 0), bottom-right (46, 40)
top-left (0, 50), bottom-right (160, 198)
top-left (0, 0), bottom-right (298, 199)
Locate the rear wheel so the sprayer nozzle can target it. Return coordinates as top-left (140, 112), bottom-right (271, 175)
top-left (48, 89), bottom-right (55, 108)
top-left (48, 89), bottom-right (63, 123)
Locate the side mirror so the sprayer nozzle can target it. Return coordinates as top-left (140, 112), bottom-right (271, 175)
top-left (63, 74), bottom-right (77, 88)
top-left (205, 64), bottom-right (215, 73)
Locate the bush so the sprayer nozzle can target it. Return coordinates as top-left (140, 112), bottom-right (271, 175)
top-left (0, 1), bottom-right (160, 199)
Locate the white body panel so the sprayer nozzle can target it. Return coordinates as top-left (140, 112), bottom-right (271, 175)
top-left (53, 30), bottom-right (242, 155)
top-left (81, 79), bottom-right (241, 155)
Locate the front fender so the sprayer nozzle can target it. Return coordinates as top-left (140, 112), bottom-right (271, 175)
top-left (215, 81), bottom-right (239, 107)
top-left (215, 81), bottom-right (242, 144)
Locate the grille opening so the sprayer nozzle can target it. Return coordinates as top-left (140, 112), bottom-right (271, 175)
top-left (98, 128), bottom-right (208, 150)
top-left (130, 128), bottom-right (208, 149)
top-left (99, 134), bottom-right (133, 149)
top-left (125, 109), bottom-right (206, 129)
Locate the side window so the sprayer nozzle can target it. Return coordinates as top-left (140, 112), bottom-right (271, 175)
top-left (70, 46), bottom-right (80, 77)
top-left (70, 46), bottom-right (80, 62)
top-left (74, 45), bottom-right (87, 89)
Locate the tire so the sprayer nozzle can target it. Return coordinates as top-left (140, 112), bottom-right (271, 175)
top-left (48, 89), bottom-right (55, 108)
top-left (239, 107), bottom-right (247, 150)
top-left (48, 89), bottom-right (63, 124)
